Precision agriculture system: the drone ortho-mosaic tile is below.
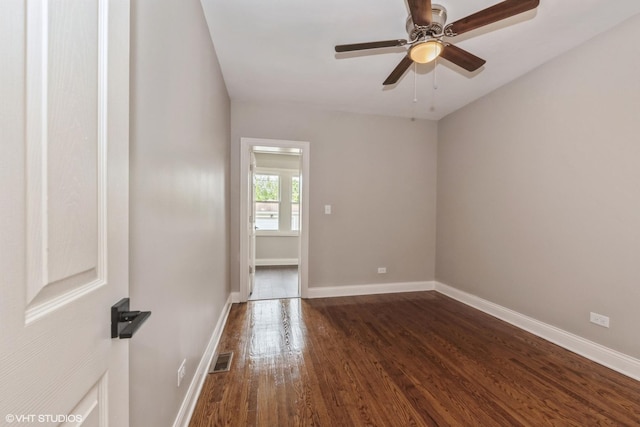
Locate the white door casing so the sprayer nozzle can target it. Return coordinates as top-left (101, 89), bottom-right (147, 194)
top-left (0, 0), bottom-right (130, 425)
top-left (239, 138), bottom-right (310, 301)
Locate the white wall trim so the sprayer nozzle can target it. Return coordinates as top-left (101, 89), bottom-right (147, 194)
top-left (435, 281), bottom-right (640, 381)
top-left (173, 293), bottom-right (235, 427)
top-left (256, 231), bottom-right (299, 237)
top-left (307, 281), bottom-right (435, 299)
top-left (255, 258), bottom-right (298, 267)
top-left (230, 291), bottom-right (241, 304)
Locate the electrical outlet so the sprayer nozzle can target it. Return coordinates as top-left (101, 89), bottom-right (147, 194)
top-left (377, 267), bottom-right (387, 274)
top-left (590, 312), bottom-right (610, 328)
top-left (177, 359), bottom-right (187, 387)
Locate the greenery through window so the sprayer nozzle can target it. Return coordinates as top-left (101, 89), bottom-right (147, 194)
top-left (291, 176), bottom-right (300, 231)
top-left (254, 174), bottom-right (279, 231)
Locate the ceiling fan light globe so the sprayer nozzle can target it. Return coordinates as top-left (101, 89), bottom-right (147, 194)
top-left (409, 40), bottom-right (443, 64)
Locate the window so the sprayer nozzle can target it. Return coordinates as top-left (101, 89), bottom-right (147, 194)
top-left (291, 176), bottom-right (300, 231)
top-left (254, 174), bottom-right (279, 231)
top-left (253, 168), bottom-right (300, 234)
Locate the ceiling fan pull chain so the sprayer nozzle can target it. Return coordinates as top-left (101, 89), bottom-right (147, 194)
top-left (430, 59), bottom-right (438, 112)
top-left (413, 62), bottom-right (418, 103)
top-left (433, 59), bottom-right (438, 90)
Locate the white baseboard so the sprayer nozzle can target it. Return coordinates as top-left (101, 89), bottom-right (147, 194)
top-left (307, 281), bottom-right (435, 299)
top-left (255, 258), bottom-right (298, 266)
top-left (230, 291), bottom-right (241, 303)
top-left (435, 281), bottom-right (640, 381)
top-left (173, 293), bottom-right (235, 427)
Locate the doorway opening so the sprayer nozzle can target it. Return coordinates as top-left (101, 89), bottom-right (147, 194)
top-left (250, 266), bottom-right (298, 300)
top-left (250, 149), bottom-right (300, 300)
top-left (239, 138), bottom-right (310, 302)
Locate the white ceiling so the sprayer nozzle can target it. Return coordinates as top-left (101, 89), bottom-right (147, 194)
top-left (201, 0), bottom-right (640, 120)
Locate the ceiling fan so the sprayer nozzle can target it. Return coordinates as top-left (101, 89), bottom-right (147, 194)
top-left (335, 0), bottom-right (540, 85)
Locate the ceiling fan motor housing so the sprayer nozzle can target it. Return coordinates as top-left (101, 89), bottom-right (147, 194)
top-left (406, 4), bottom-right (447, 39)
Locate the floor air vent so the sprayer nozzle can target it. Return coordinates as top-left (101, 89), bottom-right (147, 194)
top-left (209, 352), bottom-right (233, 373)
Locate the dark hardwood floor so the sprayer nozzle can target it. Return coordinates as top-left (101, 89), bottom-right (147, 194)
top-left (190, 292), bottom-right (640, 426)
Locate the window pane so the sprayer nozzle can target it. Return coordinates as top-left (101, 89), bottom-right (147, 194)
top-left (254, 174), bottom-right (280, 231)
top-left (291, 176), bottom-right (300, 203)
top-left (254, 174), bottom-right (280, 202)
top-left (291, 176), bottom-right (300, 231)
top-left (291, 203), bottom-right (299, 231)
top-left (256, 201), bottom-right (279, 231)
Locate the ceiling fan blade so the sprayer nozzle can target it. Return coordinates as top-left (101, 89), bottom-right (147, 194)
top-left (383, 55), bottom-right (414, 85)
top-left (446, 0), bottom-right (539, 36)
top-left (335, 39), bottom-right (408, 53)
top-left (408, 0), bottom-right (433, 26)
top-left (439, 44), bottom-right (486, 72)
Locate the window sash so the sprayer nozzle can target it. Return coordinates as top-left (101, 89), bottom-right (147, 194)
top-left (254, 169), bottom-right (299, 235)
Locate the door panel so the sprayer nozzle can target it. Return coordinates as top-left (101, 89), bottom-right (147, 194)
top-left (0, 0), bottom-right (130, 425)
top-left (26, 0), bottom-right (107, 318)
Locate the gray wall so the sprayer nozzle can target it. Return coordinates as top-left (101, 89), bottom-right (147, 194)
top-left (231, 101), bottom-right (438, 290)
top-left (256, 236), bottom-right (298, 263)
top-left (129, 0), bottom-right (230, 425)
top-left (437, 14), bottom-right (640, 358)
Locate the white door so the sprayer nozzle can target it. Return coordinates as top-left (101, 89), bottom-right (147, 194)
top-left (0, 0), bottom-right (131, 425)
top-left (248, 151), bottom-right (257, 297)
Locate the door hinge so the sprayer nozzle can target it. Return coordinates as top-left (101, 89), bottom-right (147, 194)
top-left (249, 266), bottom-right (254, 274)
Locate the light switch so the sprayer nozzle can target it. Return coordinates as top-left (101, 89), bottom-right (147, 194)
top-left (324, 205), bottom-right (332, 215)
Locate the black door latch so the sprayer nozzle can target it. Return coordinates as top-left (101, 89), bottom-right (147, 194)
top-left (111, 298), bottom-right (151, 339)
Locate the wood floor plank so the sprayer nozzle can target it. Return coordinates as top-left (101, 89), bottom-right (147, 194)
top-left (190, 292), bottom-right (640, 426)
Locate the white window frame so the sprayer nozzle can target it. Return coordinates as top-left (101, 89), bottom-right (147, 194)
top-left (253, 172), bottom-right (281, 232)
top-left (254, 167), bottom-right (300, 237)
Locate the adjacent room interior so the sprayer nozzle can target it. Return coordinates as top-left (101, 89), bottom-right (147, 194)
top-left (249, 149), bottom-right (301, 300)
